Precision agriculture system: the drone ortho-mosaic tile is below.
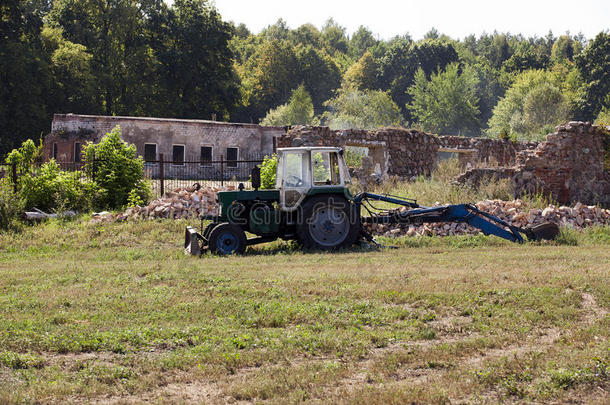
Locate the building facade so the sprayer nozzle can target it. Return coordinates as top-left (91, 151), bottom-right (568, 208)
top-left (44, 114), bottom-right (285, 164)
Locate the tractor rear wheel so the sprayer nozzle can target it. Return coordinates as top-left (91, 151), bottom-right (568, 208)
top-left (296, 195), bottom-right (360, 250)
top-left (208, 223), bottom-right (247, 255)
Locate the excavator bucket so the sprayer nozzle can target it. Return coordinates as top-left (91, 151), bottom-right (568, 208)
top-left (184, 226), bottom-right (202, 255)
top-left (526, 222), bottom-right (560, 241)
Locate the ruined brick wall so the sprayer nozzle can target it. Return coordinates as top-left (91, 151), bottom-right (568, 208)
top-left (437, 136), bottom-right (537, 166)
top-left (278, 126), bottom-right (439, 178)
top-left (512, 122), bottom-right (610, 206)
top-left (44, 114), bottom-right (285, 162)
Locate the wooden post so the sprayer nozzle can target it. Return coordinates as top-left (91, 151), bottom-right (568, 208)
top-left (11, 163), bottom-right (17, 193)
top-left (272, 136), bottom-right (277, 154)
top-left (91, 158), bottom-right (96, 183)
top-left (220, 154), bottom-right (224, 187)
top-left (159, 153), bottom-right (165, 197)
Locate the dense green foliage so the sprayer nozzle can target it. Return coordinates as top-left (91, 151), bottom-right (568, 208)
top-left (258, 154), bottom-right (277, 189)
top-left (408, 63), bottom-right (480, 135)
top-left (3, 126), bottom-right (150, 214)
top-left (2, 2), bottom-right (609, 153)
top-left (486, 70), bottom-right (570, 140)
top-left (82, 126), bottom-right (150, 209)
top-left (5, 139), bottom-right (100, 213)
top-left (261, 85), bottom-right (314, 126)
top-left (321, 87), bottom-right (403, 130)
top-left (0, 179), bottom-right (24, 231)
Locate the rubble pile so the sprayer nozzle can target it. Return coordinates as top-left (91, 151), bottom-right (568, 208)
top-left (116, 185), bottom-right (234, 221)
top-left (365, 199), bottom-right (610, 238)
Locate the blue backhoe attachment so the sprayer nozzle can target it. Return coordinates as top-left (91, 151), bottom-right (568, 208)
top-left (354, 192), bottom-right (559, 243)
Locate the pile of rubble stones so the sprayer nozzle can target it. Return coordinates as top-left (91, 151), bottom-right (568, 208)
top-left (108, 185), bottom-right (234, 222)
top-left (364, 199), bottom-right (610, 238)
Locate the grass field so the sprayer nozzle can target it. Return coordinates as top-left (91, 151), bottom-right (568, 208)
top-left (0, 219), bottom-right (608, 404)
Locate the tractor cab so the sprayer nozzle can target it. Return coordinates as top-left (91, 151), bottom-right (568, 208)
top-left (276, 147), bottom-right (351, 211)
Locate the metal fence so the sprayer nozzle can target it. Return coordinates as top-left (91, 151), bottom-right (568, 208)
top-left (1, 154), bottom-right (266, 198)
top-left (144, 153), bottom-right (265, 196)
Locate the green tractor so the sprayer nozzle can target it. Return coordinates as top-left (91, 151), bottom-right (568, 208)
top-left (186, 147), bottom-right (361, 255)
top-left (185, 146), bottom-right (559, 255)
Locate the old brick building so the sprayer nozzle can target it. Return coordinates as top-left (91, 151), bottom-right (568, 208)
top-left (44, 114), bottom-right (285, 164)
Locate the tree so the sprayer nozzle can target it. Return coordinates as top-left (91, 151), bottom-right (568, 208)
top-left (290, 23), bottom-right (322, 48)
top-left (474, 32), bottom-right (511, 69)
top-left (260, 85), bottom-right (314, 126)
top-left (551, 35), bottom-right (576, 64)
top-left (295, 45), bottom-right (341, 113)
top-left (343, 51), bottom-right (378, 90)
top-left (153, 0), bottom-right (240, 119)
top-left (41, 26), bottom-right (97, 115)
top-left (349, 26), bottom-right (377, 59)
top-left (49, 0), bottom-right (155, 115)
top-left (321, 18), bottom-right (348, 55)
top-left (378, 39), bottom-right (459, 121)
top-left (0, 0), bottom-right (50, 156)
top-left (487, 70), bottom-right (569, 140)
top-left (502, 41), bottom-right (549, 73)
top-left (320, 87), bottom-right (402, 130)
top-left (574, 32), bottom-right (610, 120)
top-left (260, 18), bottom-right (290, 42)
top-left (238, 40), bottom-right (298, 121)
top-left (522, 83), bottom-right (569, 132)
top-left (407, 63), bottom-right (480, 135)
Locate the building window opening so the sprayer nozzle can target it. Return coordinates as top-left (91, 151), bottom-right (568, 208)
top-left (200, 146), bottom-right (213, 166)
top-left (226, 147), bottom-right (238, 168)
top-left (144, 143), bottom-right (157, 162)
top-left (74, 142), bottom-right (82, 163)
top-left (172, 145), bottom-right (185, 165)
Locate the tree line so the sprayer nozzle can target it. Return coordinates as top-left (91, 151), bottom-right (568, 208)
top-left (2, 0), bottom-right (609, 157)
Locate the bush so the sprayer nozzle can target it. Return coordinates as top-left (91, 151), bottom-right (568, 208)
top-left (0, 179), bottom-right (24, 231)
top-left (259, 154), bottom-right (277, 189)
top-left (83, 126), bottom-right (149, 208)
top-left (18, 161), bottom-right (101, 212)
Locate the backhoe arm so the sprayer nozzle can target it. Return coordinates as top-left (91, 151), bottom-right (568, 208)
top-left (354, 193), bottom-right (558, 243)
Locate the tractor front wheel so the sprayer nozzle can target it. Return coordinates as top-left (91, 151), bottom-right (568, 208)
top-left (297, 195), bottom-right (360, 250)
top-left (208, 223), bottom-right (247, 255)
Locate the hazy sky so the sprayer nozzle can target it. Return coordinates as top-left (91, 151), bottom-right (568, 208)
top-left (213, 0), bottom-right (609, 40)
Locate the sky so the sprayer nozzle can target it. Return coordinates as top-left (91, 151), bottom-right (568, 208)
top-left (212, 0), bottom-right (610, 41)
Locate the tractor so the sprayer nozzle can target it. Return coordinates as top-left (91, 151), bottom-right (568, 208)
top-left (185, 146), bottom-right (559, 255)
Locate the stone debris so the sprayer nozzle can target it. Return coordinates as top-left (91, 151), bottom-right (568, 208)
top-left (112, 185), bottom-right (234, 222)
top-left (364, 199), bottom-right (610, 238)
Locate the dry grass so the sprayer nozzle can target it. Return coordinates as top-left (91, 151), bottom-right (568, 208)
top-left (351, 158), bottom-right (554, 210)
top-left (0, 218), bottom-right (608, 404)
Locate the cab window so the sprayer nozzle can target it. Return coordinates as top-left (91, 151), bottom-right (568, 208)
top-left (312, 152), bottom-right (340, 185)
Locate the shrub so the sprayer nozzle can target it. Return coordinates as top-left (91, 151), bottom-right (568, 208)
top-left (83, 126), bottom-right (149, 208)
top-left (0, 179), bottom-right (24, 231)
top-left (18, 161), bottom-right (101, 212)
top-left (259, 154), bottom-right (277, 189)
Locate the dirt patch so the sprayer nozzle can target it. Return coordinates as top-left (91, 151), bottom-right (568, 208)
top-left (582, 292), bottom-right (608, 325)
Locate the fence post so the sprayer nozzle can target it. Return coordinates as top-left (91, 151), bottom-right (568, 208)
top-left (91, 158), bottom-right (96, 183)
top-left (11, 163), bottom-right (17, 193)
top-left (220, 154), bottom-right (224, 187)
top-left (159, 154), bottom-right (165, 197)
top-left (272, 136), bottom-right (277, 154)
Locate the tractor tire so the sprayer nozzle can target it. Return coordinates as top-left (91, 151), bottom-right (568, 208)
top-left (208, 223), bottom-right (247, 255)
top-left (296, 194), bottom-right (360, 251)
top-left (202, 222), bottom-right (216, 242)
